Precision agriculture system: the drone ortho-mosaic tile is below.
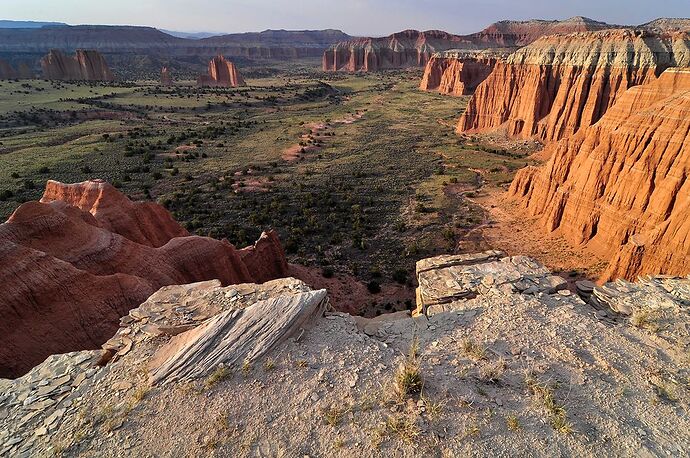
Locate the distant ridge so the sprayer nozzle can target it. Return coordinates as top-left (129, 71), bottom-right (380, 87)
top-left (0, 20), bottom-right (67, 29)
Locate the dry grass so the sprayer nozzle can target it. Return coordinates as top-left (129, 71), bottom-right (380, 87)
top-left (461, 339), bottom-right (486, 361)
top-left (526, 374), bottom-right (573, 434)
top-left (205, 365), bottom-right (230, 389)
top-left (380, 414), bottom-right (420, 444)
top-left (323, 405), bottom-right (350, 427)
top-left (506, 414), bottom-right (521, 431)
top-left (479, 357), bottom-right (506, 383)
top-left (394, 338), bottom-right (423, 399)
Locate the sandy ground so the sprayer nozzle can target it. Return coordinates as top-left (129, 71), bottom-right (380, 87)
top-left (472, 187), bottom-right (608, 284)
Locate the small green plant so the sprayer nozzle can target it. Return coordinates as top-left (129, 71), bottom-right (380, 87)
top-left (205, 365), bottom-right (230, 388)
top-left (382, 414), bottom-right (420, 443)
top-left (242, 360), bottom-right (251, 374)
top-left (263, 358), bottom-right (276, 371)
top-left (394, 338), bottom-right (423, 399)
top-left (323, 405), bottom-right (349, 427)
top-left (526, 374), bottom-right (573, 434)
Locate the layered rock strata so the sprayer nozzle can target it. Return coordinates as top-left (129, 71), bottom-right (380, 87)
top-left (420, 50), bottom-right (504, 95)
top-left (508, 68), bottom-right (690, 281)
top-left (457, 30), bottom-right (690, 142)
top-left (40, 49), bottom-right (114, 81)
top-left (1, 253), bottom-right (688, 456)
top-left (197, 55), bottom-right (245, 87)
top-left (0, 180), bottom-right (288, 378)
top-left (322, 30), bottom-right (479, 72)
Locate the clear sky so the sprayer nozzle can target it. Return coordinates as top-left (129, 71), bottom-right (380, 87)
top-left (3, 0), bottom-right (690, 36)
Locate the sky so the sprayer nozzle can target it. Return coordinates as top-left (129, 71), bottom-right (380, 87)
top-left (3, 0), bottom-right (690, 36)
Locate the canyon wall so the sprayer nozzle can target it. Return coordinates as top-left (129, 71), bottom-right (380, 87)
top-left (0, 180), bottom-right (288, 378)
top-left (197, 55), bottom-right (245, 87)
top-left (0, 59), bottom-right (33, 79)
top-left (457, 30), bottom-right (690, 142)
top-left (508, 68), bottom-right (690, 281)
top-left (322, 30), bottom-right (480, 72)
top-left (40, 49), bottom-right (114, 81)
top-left (420, 51), bottom-right (504, 95)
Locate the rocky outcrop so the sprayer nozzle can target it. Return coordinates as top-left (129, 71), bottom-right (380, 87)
top-left (420, 50), bottom-right (504, 95)
top-left (40, 49), bottom-right (114, 81)
top-left (197, 55), bottom-right (245, 87)
top-left (0, 180), bottom-right (288, 378)
top-left (323, 30), bottom-right (480, 72)
top-left (0, 59), bottom-right (17, 79)
top-left (457, 30), bottom-right (690, 142)
top-left (160, 66), bottom-right (172, 86)
top-left (508, 68), bottom-right (690, 281)
top-left (0, 60), bottom-right (32, 79)
top-left (470, 16), bottom-right (618, 47)
top-left (2, 252), bottom-right (688, 456)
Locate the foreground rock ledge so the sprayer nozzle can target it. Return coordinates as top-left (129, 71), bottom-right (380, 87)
top-left (1, 254), bottom-right (688, 457)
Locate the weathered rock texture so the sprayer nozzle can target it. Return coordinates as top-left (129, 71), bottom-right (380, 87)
top-left (40, 49), bottom-right (114, 81)
top-left (0, 180), bottom-right (288, 378)
top-left (325, 18), bottom-right (619, 73)
top-left (2, 253), bottom-right (688, 456)
top-left (509, 68), bottom-right (690, 281)
top-left (322, 30), bottom-right (479, 72)
top-left (420, 50), bottom-right (504, 95)
top-left (197, 55), bottom-right (245, 87)
top-left (458, 30), bottom-right (690, 142)
top-left (160, 66), bottom-right (172, 86)
top-left (471, 16), bottom-right (618, 47)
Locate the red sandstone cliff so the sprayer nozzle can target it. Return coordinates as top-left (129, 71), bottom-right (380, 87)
top-left (322, 30), bottom-right (480, 72)
top-left (420, 51), bottom-right (504, 95)
top-left (508, 68), bottom-right (690, 282)
top-left (197, 55), bottom-right (245, 87)
top-left (40, 49), bottom-right (114, 81)
top-left (457, 30), bottom-right (690, 142)
top-left (0, 180), bottom-right (288, 378)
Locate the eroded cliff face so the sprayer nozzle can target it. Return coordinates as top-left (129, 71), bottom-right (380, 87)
top-left (458, 30), bottom-right (690, 142)
top-left (197, 55), bottom-right (245, 87)
top-left (0, 180), bottom-right (288, 378)
top-left (323, 30), bottom-right (479, 72)
top-left (509, 68), bottom-right (690, 281)
top-left (470, 16), bottom-right (618, 47)
top-left (40, 49), bottom-right (114, 81)
top-left (420, 51), bottom-right (503, 95)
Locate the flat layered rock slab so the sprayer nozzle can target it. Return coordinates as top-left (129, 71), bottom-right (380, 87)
top-left (148, 289), bottom-right (328, 385)
top-left (416, 252), bottom-right (567, 314)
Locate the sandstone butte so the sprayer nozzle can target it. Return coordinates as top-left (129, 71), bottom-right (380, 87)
top-left (322, 30), bottom-right (480, 72)
top-left (160, 66), bottom-right (173, 86)
top-left (457, 30), bottom-right (690, 142)
top-left (197, 55), bottom-right (246, 87)
top-left (40, 49), bottom-right (114, 81)
top-left (0, 180), bottom-right (288, 378)
top-left (509, 67), bottom-right (690, 282)
top-left (419, 50), bottom-right (506, 95)
top-left (0, 59), bottom-right (33, 79)
top-left (324, 17), bottom-right (616, 72)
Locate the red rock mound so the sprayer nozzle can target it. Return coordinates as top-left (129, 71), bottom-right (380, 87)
top-left (0, 180), bottom-right (288, 378)
top-left (197, 55), bottom-right (245, 87)
top-left (457, 30), bottom-right (690, 142)
top-left (508, 68), bottom-right (690, 282)
top-left (40, 49), bottom-right (114, 81)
